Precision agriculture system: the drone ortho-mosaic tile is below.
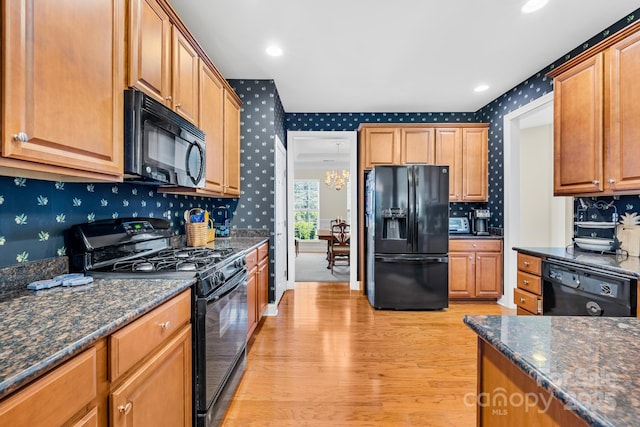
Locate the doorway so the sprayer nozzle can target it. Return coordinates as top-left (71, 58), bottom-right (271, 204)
top-left (286, 131), bottom-right (359, 291)
top-left (502, 92), bottom-right (573, 308)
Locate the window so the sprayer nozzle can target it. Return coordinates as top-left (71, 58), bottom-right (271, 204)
top-left (294, 180), bottom-right (319, 240)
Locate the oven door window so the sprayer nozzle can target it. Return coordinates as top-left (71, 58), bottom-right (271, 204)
top-left (203, 275), bottom-right (248, 408)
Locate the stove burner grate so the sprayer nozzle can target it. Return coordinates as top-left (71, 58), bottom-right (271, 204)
top-left (109, 247), bottom-right (235, 273)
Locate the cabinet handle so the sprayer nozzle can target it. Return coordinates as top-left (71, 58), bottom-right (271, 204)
top-left (12, 132), bottom-right (28, 143)
top-left (520, 298), bottom-right (526, 303)
top-left (165, 96), bottom-right (172, 102)
top-left (159, 321), bottom-right (171, 329)
top-left (523, 261), bottom-right (530, 267)
top-left (522, 280), bottom-right (529, 285)
top-left (608, 178), bottom-right (616, 184)
top-left (118, 402), bottom-right (133, 415)
top-left (592, 180), bottom-right (600, 185)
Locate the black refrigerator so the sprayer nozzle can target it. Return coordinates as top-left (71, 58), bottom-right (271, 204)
top-left (365, 165), bottom-right (449, 310)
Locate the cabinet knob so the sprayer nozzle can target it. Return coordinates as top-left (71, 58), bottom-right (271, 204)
top-left (592, 180), bottom-right (600, 185)
top-left (12, 132), bottom-right (28, 143)
top-left (472, 243), bottom-right (477, 248)
top-left (608, 178), bottom-right (616, 184)
top-left (523, 261), bottom-right (530, 267)
top-left (165, 96), bottom-right (172, 102)
top-left (520, 298), bottom-right (526, 303)
top-left (159, 321), bottom-right (171, 330)
top-left (118, 402), bottom-right (133, 415)
top-left (176, 103), bottom-right (181, 108)
top-left (522, 279), bottom-right (529, 285)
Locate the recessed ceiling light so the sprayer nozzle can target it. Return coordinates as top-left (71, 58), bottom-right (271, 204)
top-left (521, 0), bottom-right (549, 14)
top-left (266, 45), bottom-right (283, 57)
top-left (474, 84), bottom-right (489, 93)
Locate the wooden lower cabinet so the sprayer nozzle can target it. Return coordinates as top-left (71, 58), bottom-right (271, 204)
top-left (110, 325), bottom-right (192, 427)
top-left (449, 239), bottom-right (503, 300)
top-left (0, 347), bottom-right (98, 427)
top-left (0, 290), bottom-right (192, 427)
top-left (247, 243), bottom-right (269, 339)
top-left (477, 338), bottom-right (587, 426)
top-left (514, 252), bottom-right (543, 315)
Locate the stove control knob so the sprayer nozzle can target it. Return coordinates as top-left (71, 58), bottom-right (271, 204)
top-left (215, 271), bottom-right (224, 286)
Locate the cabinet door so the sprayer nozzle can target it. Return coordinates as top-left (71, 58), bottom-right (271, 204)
top-left (475, 252), bottom-right (502, 298)
top-left (247, 266), bottom-right (258, 339)
top-left (400, 128), bottom-right (435, 164)
top-left (362, 128), bottom-right (399, 169)
top-left (199, 61), bottom-right (225, 193)
top-left (224, 91), bottom-right (241, 196)
top-left (172, 28), bottom-right (199, 124)
top-left (434, 128), bottom-right (462, 201)
top-left (2, 0), bottom-right (124, 178)
top-left (258, 256), bottom-right (269, 319)
top-left (606, 31), bottom-right (640, 192)
top-left (461, 127), bottom-right (488, 201)
top-left (128, 0), bottom-right (171, 106)
top-left (111, 326), bottom-right (191, 427)
top-left (553, 53), bottom-right (604, 195)
top-left (448, 252), bottom-right (474, 299)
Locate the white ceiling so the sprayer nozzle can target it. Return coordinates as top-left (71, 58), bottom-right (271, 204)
top-left (169, 0), bottom-right (637, 113)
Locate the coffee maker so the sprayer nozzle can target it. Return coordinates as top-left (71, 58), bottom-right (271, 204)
top-left (469, 209), bottom-right (490, 236)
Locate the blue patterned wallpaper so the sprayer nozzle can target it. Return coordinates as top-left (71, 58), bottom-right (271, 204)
top-left (0, 176), bottom-right (234, 267)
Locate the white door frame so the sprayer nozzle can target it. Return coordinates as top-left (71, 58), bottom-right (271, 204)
top-left (286, 130), bottom-right (359, 291)
top-left (267, 135), bottom-right (287, 315)
top-left (501, 92), bottom-right (554, 308)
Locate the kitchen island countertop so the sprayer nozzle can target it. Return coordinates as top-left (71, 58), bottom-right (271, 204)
top-left (464, 314), bottom-right (640, 427)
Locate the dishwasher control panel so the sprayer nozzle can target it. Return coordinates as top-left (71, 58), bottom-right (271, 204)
top-left (545, 263), bottom-right (624, 299)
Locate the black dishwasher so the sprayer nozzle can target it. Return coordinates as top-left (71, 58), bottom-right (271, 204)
top-left (542, 260), bottom-right (636, 316)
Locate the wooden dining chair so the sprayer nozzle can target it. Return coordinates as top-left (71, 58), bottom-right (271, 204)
top-left (329, 222), bottom-right (350, 273)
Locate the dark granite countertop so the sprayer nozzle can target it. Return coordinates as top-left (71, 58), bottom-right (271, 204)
top-left (464, 315), bottom-right (640, 427)
top-left (0, 277), bottom-right (194, 399)
top-left (449, 234), bottom-right (503, 240)
top-left (514, 246), bottom-right (640, 278)
top-left (0, 235), bottom-right (268, 400)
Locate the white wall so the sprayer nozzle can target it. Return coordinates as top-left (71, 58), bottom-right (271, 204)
top-left (294, 169), bottom-right (349, 222)
top-left (519, 125), bottom-right (572, 247)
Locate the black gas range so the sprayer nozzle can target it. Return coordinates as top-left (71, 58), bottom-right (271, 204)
top-left (67, 217), bottom-right (248, 427)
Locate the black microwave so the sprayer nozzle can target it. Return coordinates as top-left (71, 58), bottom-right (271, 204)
top-left (124, 89), bottom-right (206, 188)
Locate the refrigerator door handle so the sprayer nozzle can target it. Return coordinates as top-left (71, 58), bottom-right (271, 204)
top-left (375, 256), bottom-right (448, 263)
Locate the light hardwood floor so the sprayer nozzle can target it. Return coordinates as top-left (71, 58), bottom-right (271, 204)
top-left (223, 282), bottom-right (514, 427)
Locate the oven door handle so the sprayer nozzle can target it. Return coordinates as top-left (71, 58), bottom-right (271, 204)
top-left (206, 269), bottom-right (248, 302)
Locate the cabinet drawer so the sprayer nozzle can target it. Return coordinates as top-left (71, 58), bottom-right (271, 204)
top-left (0, 347), bottom-right (96, 427)
top-left (517, 253), bottom-right (542, 275)
top-left (245, 248), bottom-right (258, 269)
top-left (258, 242), bottom-right (269, 260)
top-left (450, 239), bottom-right (502, 252)
top-left (516, 271), bottom-right (542, 295)
top-left (516, 306), bottom-right (536, 316)
top-left (110, 290), bottom-right (191, 381)
top-left (514, 288), bottom-right (541, 315)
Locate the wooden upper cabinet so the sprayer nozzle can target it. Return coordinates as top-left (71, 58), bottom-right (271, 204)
top-left (461, 127), bottom-right (488, 201)
top-left (434, 128), bottom-right (462, 200)
top-left (400, 128), bottom-right (435, 164)
top-left (172, 28), bottom-right (199, 124)
top-left (549, 22), bottom-right (640, 196)
top-left (224, 91), bottom-right (242, 196)
top-left (1, 0), bottom-right (124, 180)
top-left (362, 127), bottom-right (400, 168)
top-left (128, 0), bottom-right (171, 106)
top-left (128, 0), bottom-right (199, 123)
top-left (199, 61), bottom-right (225, 193)
top-left (606, 30), bottom-right (640, 192)
top-left (553, 53), bottom-right (604, 195)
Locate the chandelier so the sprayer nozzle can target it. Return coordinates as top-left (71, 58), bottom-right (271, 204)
top-left (325, 141), bottom-right (349, 191)
top-left (325, 169), bottom-right (350, 191)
